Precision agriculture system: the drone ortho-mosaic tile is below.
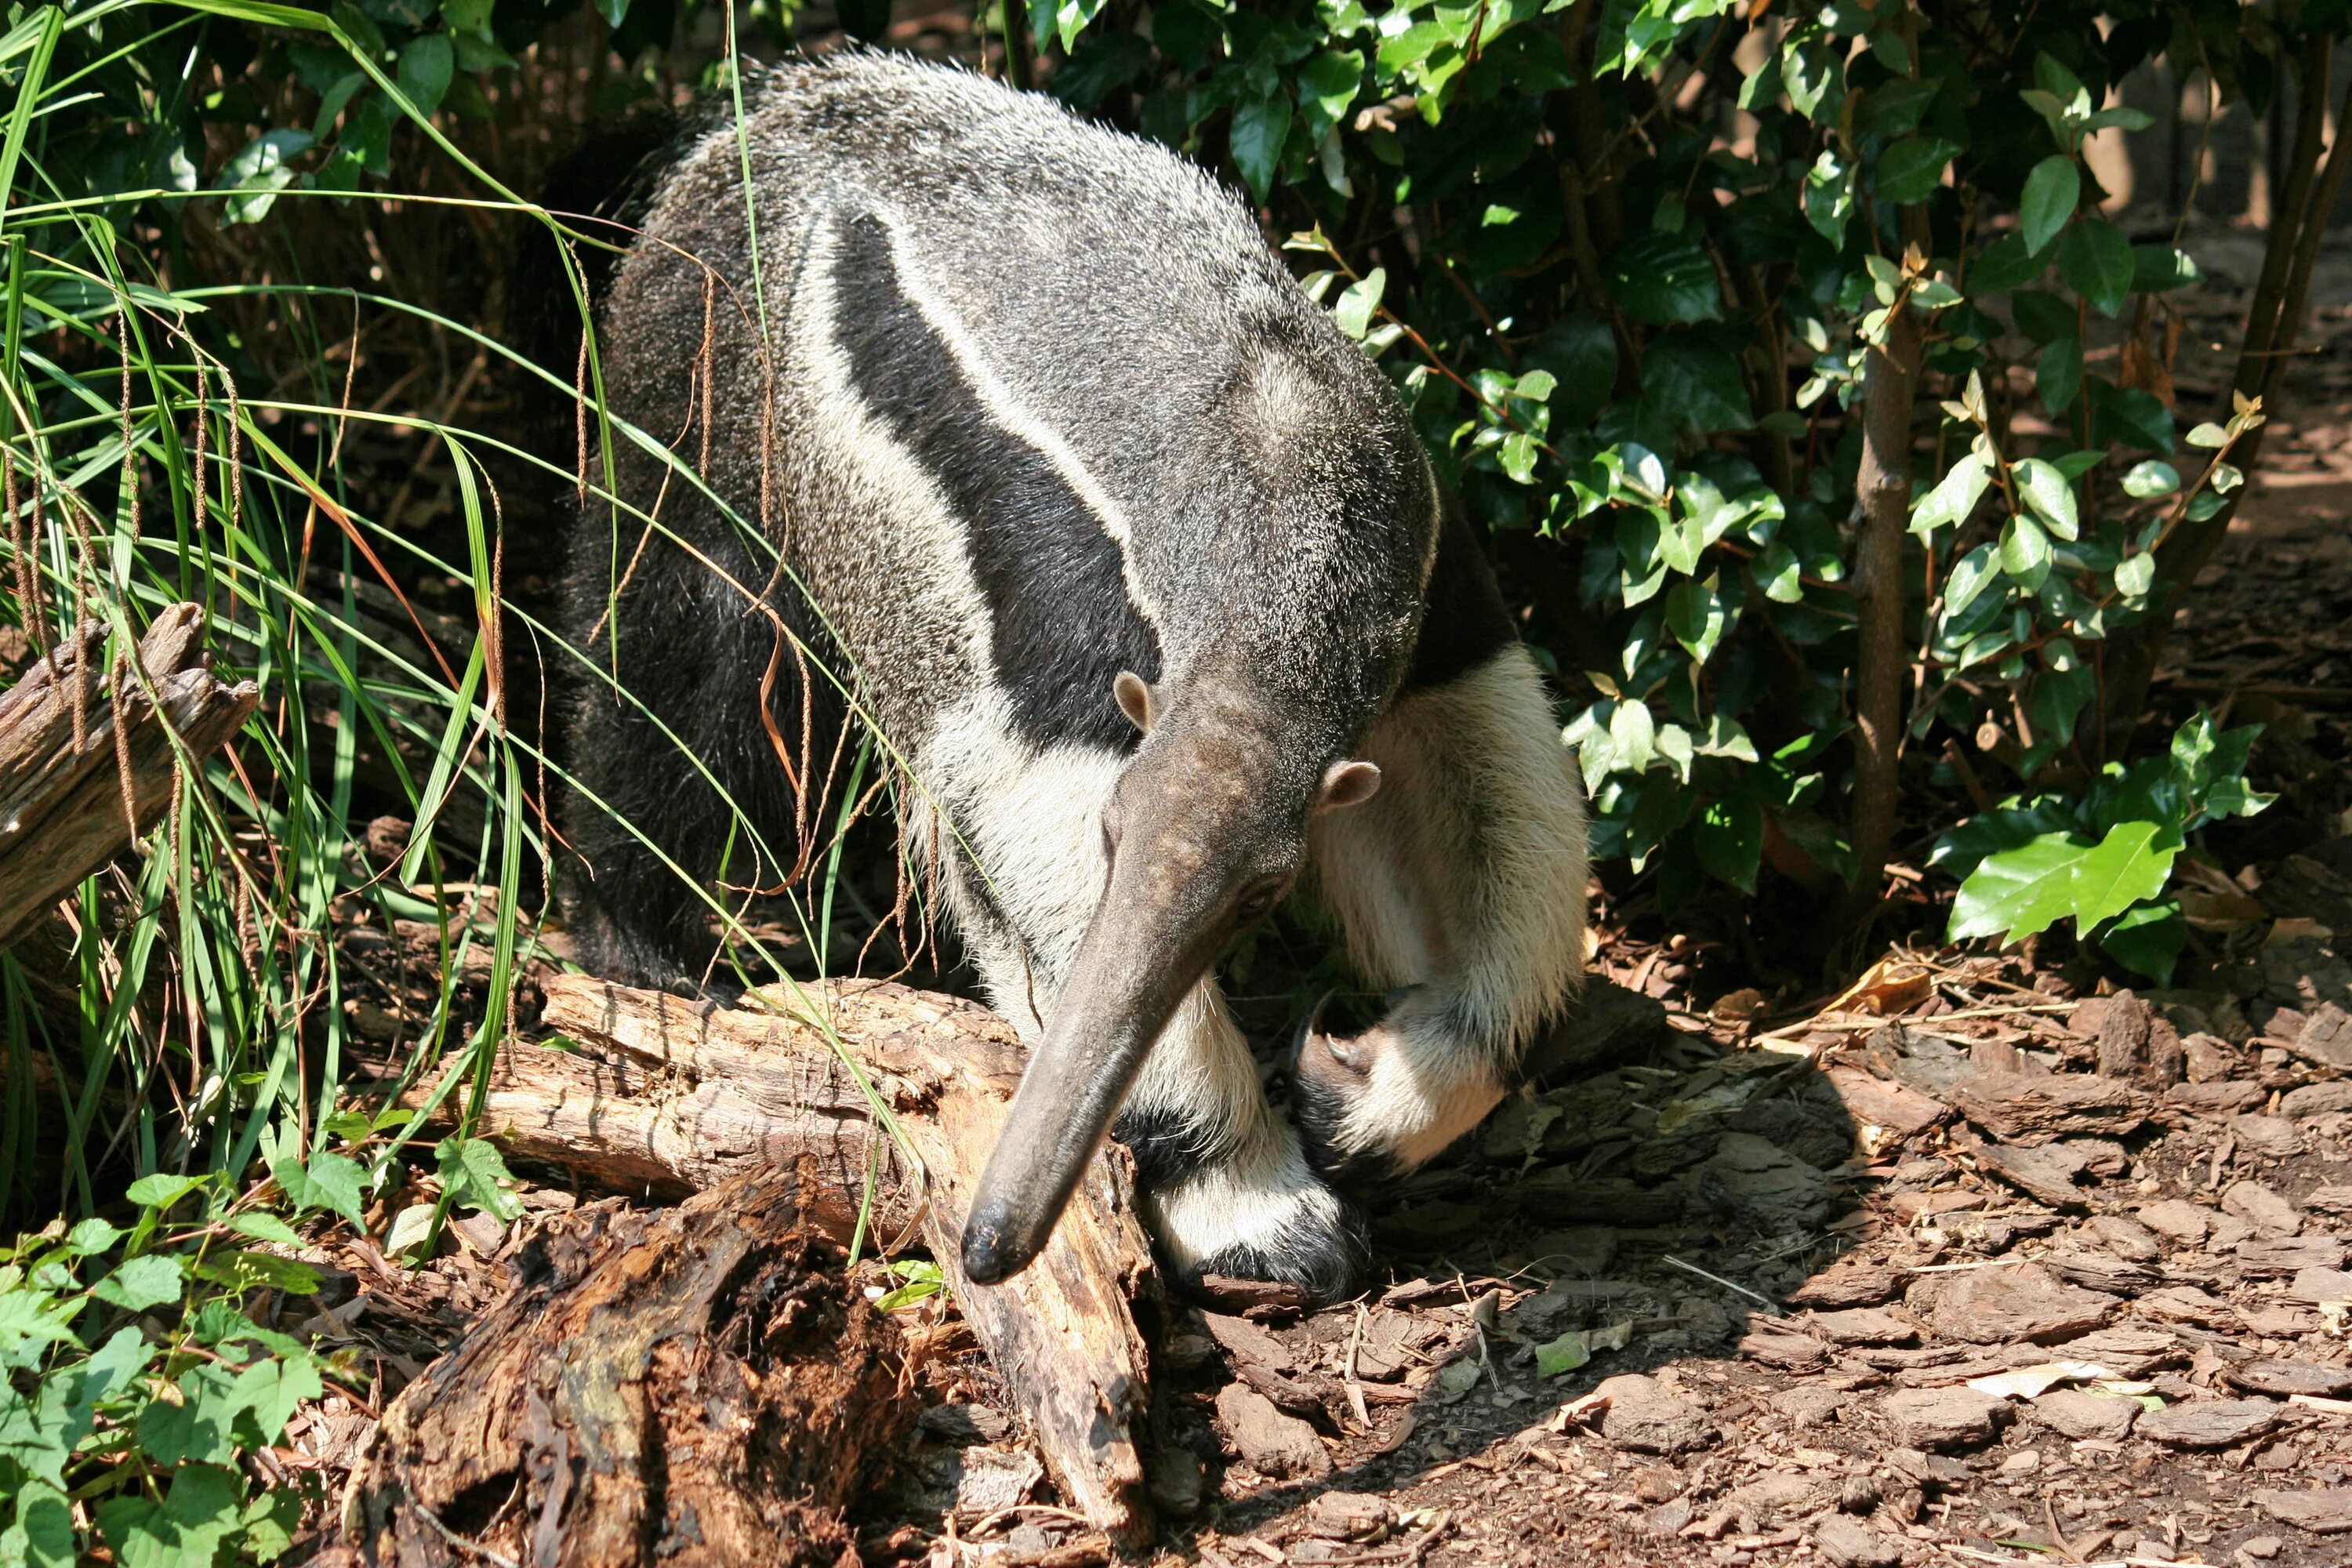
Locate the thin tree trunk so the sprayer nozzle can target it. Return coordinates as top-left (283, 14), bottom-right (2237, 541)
top-left (1835, 299), bottom-right (1925, 938)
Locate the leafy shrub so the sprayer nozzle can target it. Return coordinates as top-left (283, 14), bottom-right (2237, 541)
top-left (2, 1176), bottom-right (328, 1566)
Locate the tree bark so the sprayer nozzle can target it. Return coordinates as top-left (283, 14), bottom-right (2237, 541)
top-left (349, 1167), bottom-right (913, 1568)
top-left (1834, 299), bottom-right (1925, 938)
top-left (0, 604), bottom-right (257, 949)
top-left (402, 973), bottom-right (1159, 1548)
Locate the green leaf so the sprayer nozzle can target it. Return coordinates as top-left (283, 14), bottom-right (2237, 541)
top-left (1693, 792), bottom-right (1762, 893)
top-left (1943, 542), bottom-right (2002, 617)
top-left (1999, 514), bottom-right (2053, 583)
top-left (2012, 457), bottom-right (2079, 540)
top-left (2056, 218), bottom-right (2133, 316)
top-left (2113, 552), bottom-right (2155, 598)
top-left (96, 1464), bottom-right (244, 1568)
top-left (1330, 266), bottom-right (1385, 339)
top-left (2121, 459), bottom-right (2179, 498)
top-left (1536, 1330), bottom-right (1592, 1377)
top-left (191, 1250), bottom-right (321, 1296)
top-left (1229, 91), bottom-right (1290, 202)
top-left (127, 1174), bottom-right (210, 1213)
top-left (1296, 49), bottom-right (1363, 137)
top-left (1664, 578), bottom-right (1730, 662)
top-left (1642, 332), bottom-right (1753, 432)
top-left (216, 127), bottom-right (314, 226)
top-left (1802, 149), bottom-right (1853, 245)
top-left (136, 1364), bottom-right (245, 1465)
top-left (2020, 155), bottom-right (2080, 256)
top-left (1950, 821), bottom-right (2180, 944)
top-left (1755, 540), bottom-right (1802, 603)
top-left (2100, 899), bottom-right (2187, 985)
top-left (91, 1254), bottom-right (185, 1313)
top-left (271, 1145), bottom-right (367, 1229)
top-left (2131, 244), bottom-right (2200, 293)
top-left (437, 1136), bottom-right (524, 1222)
top-left (233, 1352), bottom-right (322, 1445)
top-left (65, 1218), bottom-right (121, 1257)
top-left (1911, 450), bottom-right (1990, 536)
top-left (1971, 234), bottom-right (2044, 295)
top-left (1605, 230), bottom-right (1722, 325)
top-left (8, 1481), bottom-right (74, 1567)
top-left (1875, 136), bottom-right (1959, 205)
top-left (396, 33), bottom-right (453, 115)
top-left (227, 1211), bottom-right (303, 1248)
top-left (592, 0), bottom-right (631, 26)
top-left (2035, 336), bottom-right (2082, 416)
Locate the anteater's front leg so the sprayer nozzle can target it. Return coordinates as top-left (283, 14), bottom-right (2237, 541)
top-left (1296, 643), bottom-right (1590, 1175)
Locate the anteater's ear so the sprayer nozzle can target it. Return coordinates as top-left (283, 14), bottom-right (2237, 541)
top-left (1317, 759), bottom-right (1382, 812)
top-left (1112, 670), bottom-right (1159, 735)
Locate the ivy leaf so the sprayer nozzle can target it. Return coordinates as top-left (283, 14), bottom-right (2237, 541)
top-left (272, 1148), bottom-right (366, 1229)
top-left (2056, 217), bottom-right (2134, 316)
top-left (136, 1364), bottom-right (245, 1466)
top-left (437, 1136), bottom-right (525, 1222)
top-left (2019, 155), bottom-right (2079, 256)
top-left (9, 1481), bottom-right (74, 1568)
top-left (2012, 457), bottom-right (2080, 540)
top-left (1605, 230), bottom-right (1722, 325)
top-left (1229, 90), bottom-right (1291, 202)
top-left (91, 1254), bottom-right (185, 1313)
top-left (1875, 136), bottom-right (1960, 205)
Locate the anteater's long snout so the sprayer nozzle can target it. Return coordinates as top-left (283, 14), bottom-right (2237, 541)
top-left (959, 822), bottom-right (1227, 1286)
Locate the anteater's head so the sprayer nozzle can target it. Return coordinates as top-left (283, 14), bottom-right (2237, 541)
top-left (956, 658), bottom-right (1388, 1287)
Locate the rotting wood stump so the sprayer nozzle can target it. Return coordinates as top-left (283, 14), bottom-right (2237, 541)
top-left (390, 975), bottom-right (1160, 1550)
top-left (0, 604), bottom-right (258, 948)
top-left (349, 1167), bottom-right (909, 1567)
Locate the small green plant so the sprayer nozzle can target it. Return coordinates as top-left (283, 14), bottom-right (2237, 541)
top-left (1937, 708), bottom-right (2273, 984)
top-left (1, 1175), bottom-right (336, 1566)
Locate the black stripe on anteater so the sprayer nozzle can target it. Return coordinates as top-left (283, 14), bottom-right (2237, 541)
top-left (1403, 489), bottom-right (1516, 694)
top-left (831, 212), bottom-right (1162, 753)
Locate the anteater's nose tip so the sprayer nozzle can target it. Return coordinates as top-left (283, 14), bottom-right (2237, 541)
top-left (960, 1214), bottom-right (1025, 1285)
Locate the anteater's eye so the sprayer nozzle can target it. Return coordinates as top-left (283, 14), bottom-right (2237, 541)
top-left (1236, 884), bottom-right (1283, 922)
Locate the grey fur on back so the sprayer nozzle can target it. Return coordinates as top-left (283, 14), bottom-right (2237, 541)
top-left (597, 53), bottom-right (1436, 766)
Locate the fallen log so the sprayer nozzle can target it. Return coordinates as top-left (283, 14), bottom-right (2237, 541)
top-left (350, 1166), bottom-right (913, 1567)
top-left (399, 973), bottom-right (1159, 1549)
top-left (0, 604), bottom-right (258, 948)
